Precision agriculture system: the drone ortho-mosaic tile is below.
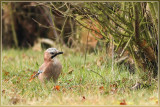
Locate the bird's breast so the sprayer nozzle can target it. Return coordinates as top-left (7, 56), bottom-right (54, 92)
top-left (38, 58), bottom-right (62, 82)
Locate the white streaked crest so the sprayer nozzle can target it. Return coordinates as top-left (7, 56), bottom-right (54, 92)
top-left (46, 48), bottom-right (58, 53)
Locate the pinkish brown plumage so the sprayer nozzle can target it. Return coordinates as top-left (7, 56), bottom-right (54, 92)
top-left (35, 48), bottom-right (63, 83)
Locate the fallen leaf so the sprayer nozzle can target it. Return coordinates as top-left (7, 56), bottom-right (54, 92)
top-left (69, 87), bottom-right (72, 91)
top-left (4, 79), bottom-right (9, 82)
top-left (82, 96), bottom-right (86, 101)
top-left (5, 72), bottom-right (9, 76)
top-left (68, 68), bottom-right (74, 74)
top-left (16, 80), bottom-right (20, 84)
top-left (3, 70), bottom-right (10, 76)
top-left (120, 99), bottom-right (127, 105)
top-left (112, 84), bottom-right (117, 88)
top-left (2, 90), bottom-right (5, 94)
top-left (120, 100), bottom-right (127, 105)
top-left (68, 78), bottom-right (73, 82)
top-left (53, 85), bottom-right (60, 91)
top-left (29, 72), bottom-right (37, 82)
top-left (99, 86), bottom-right (104, 90)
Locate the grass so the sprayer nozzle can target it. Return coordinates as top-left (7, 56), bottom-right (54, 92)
top-left (1, 48), bottom-right (158, 105)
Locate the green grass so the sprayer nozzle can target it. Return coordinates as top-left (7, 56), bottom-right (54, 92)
top-left (1, 48), bottom-right (158, 105)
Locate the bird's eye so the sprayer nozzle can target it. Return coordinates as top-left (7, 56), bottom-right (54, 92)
top-left (50, 52), bottom-right (55, 54)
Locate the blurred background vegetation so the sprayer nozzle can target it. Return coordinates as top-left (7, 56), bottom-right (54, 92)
top-left (2, 2), bottom-right (158, 78)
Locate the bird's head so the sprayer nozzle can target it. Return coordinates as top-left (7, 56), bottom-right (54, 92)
top-left (44, 48), bottom-right (63, 61)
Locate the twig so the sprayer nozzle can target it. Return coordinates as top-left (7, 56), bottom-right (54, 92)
top-left (115, 56), bottom-right (129, 64)
top-left (120, 35), bottom-right (133, 57)
top-left (48, 6), bottom-right (59, 39)
top-left (59, 16), bottom-right (68, 44)
top-left (32, 18), bottom-right (61, 32)
top-left (87, 69), bottom-right (107, 83)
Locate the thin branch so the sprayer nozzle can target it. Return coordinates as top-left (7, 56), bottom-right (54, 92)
top-left (87, 69), bottom-right (107, 83)
top-left (32, 18), bottom-right (61, 32)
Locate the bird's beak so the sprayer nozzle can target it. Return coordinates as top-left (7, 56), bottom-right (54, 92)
top-left (56, 51), bottom-right (63, 55)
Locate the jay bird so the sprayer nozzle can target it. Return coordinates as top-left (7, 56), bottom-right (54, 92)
top-left (34, 48), bottom-right (63, 83)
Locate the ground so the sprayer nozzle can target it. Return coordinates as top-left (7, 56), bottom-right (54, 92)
top-left (1, 48), bottom-right (158, 105)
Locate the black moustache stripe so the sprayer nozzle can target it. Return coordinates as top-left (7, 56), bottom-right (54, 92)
top-left (51, 52), bottom-right (63, 59)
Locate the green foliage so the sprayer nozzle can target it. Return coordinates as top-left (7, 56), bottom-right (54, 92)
top-left (64, 2), bottom-right (158, 77)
